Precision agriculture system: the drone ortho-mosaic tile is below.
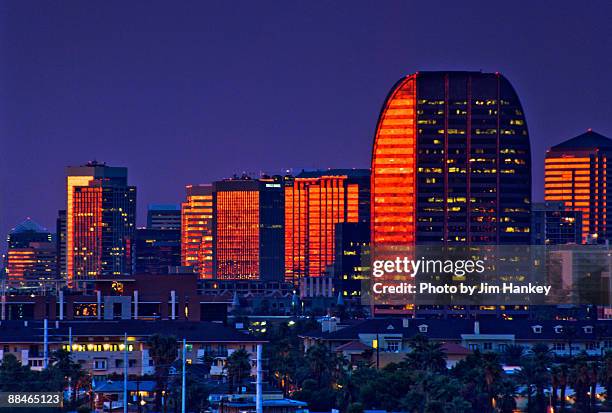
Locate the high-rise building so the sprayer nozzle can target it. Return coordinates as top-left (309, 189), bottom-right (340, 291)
top-left (284, 169), bottom-right (370, 285)
top-left (56, 210), bottom-right (66, 280)
top-left (544, 130), bottom-right (612, 243)
top-left (6, 219), bottom-right (56, 284)
top-left (134, 228), bottom-right (181, 274)
top-left (181, 184), bottom-right (214, 278)
top-left (147, 204), bottom-right (181, 230)
top-left (66, 162), bottom-right (136, 283)
top-left (531, 202), bottom-right (582, 245)
top-left (371, 71), bottom-right (531, 246)
top-left (213, 176), bottom-right (284, 281)
top-left (334, 222), bottom-right (370, 299)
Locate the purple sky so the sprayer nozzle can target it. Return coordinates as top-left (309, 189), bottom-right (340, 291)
top-left (1, 1), bottom-right (611, 247)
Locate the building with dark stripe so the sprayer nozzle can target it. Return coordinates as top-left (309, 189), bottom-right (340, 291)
top-left (371, 71), bottom-right (531, 246)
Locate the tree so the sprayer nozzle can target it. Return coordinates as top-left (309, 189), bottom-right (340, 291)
top-left (501, 344), bottom-right (524, 366)
top-left (48, 349), bottom-right (85, 407)
top-left (0, 354), bottom-right (30, 391)
top-left (146, 334), bottom-right (178, 412)
top-left (225, 348), bottom-right (252, 392)
top-left (403, 334), bottom-right (447, 373)
top-left (601, 351), bottom-right (612, 409)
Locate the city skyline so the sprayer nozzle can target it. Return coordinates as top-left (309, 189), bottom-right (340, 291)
top-left (2, 1), bottom-right (612, 251)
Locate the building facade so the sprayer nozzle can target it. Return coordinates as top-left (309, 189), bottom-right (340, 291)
top-left (544, 130), bottom-right (612, 244)
top-left (531, 202), bottom-right (582, 245)
top-left (371, 71), bottom-right (531, 246)
top-left (284, 169), bottom-right (370, 285)
top-left (5, 219), bottom-right (56, 284)
top-left (56, 210), bottom-right (66, 280)
top-left (134, 228), bottom-right (181, 274)
top-left (147, 204), bottom-right (181, 230)
top-left (333, 222), bottom-right (370, 299)
top-left (213, 176), bottom-right (284, 281)
top-left (181, 184), bottom-right (214, 279)
top-left (66, 162), bottom-right (136, 284)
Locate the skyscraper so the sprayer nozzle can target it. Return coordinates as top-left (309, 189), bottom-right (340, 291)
top-left (181, 184), bottom-right (214, 278)
top-left (544, 130), bottom-right (612, 243)
top-left (6, 219), bottom-right (56, 284)
top-left (371, 71), bottom-right (531, 246)
top-left (56, 210), bottom-right (66, 280)
top-left (147, 204), bottom-right (181, 230)
top-left (213, 176), bottom-right (284, 281)
top-left (66, 162), bottom-right (136, 283)
top-left (531, 202), bottom-right (582, 245)
top-left (284, 169), bottom-right (370, 285)
top-left (134, 228), bottom-right (181, 274)
top-left (334, 221), bottom-right (370, 299)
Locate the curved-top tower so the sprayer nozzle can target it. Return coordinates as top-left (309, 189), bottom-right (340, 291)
top-left (371, 71), bottom-right (531, 246)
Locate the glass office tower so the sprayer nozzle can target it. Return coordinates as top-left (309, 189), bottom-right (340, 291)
top-left (66, 162), bottom-right (136, 283)
top-left (545, 130), bottom-right (612, 243)
top-left (371, 71), bottom-right (531, 246)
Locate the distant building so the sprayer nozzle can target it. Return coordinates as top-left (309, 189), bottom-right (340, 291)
top-left (545, 130), bottom-right (612, 243)
top-left (55, 210), bottom-right (66, 280)
top-left (531, 202), bottom-right (582, 245)
top-left (66, 162), bottom-right (136, 284)
top-left (147, 204), bottom-right (181, 230)
top-left (134, 228), bottom-right (181, 274)
top-left (181, 184), bottom-right (214, 279)
top-left (284, 169), bottom-right (370, 285)
top-left (7, 218), bottom-right (52, 248)
top-left (213, 176), bottom-right (284, 281)
top-left (334, 222), bottom-right (370, 299)
top-left (5, 219), bottom-right (56, 284)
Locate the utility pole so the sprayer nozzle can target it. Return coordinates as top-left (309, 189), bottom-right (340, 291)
top-left (124, 333), bottom-right (128, 413)
top-left (376, 333), bottom-right (379, 369)
top-left (182, 338), bottom-right (186, 413)
top-left (256, 344), bottom-right (263, 413)
top-left (43, 319), bottom-right (49, 369)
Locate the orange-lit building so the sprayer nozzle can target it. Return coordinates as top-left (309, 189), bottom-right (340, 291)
top-left (213, 176), bottom-right (284, 281)
top-left (545, 130), bottom-right (612, 243)
top-left (284, 169), bottom-right (370, 285)
top-left (66, 162), bottom-right (136, 284)
top-left (181, 184), bottom-right (214, 278)
top-left (371, 71), bottom-right (531, 247)
top-left (6, 219), bottom-right (56, 284)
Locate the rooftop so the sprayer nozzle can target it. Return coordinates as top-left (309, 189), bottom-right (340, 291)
top-left (550, 130), bottom-right (612, 151)
top-left (10, 218), bottom-right (49, 234)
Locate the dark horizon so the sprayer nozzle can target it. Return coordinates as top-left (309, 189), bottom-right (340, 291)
top-left (1, 1), bottom-right (611, 246)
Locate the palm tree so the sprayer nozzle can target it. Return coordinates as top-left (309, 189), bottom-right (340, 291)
top-left (305, 344), bottom-right (333, 386)
top-left (530, 344), bottom-right (553, 412)
top-left (600, 351), bottom-right (612, 408)
top-left (404, 334), bottom-right (447, 373)
top-left (146, 334), bottom-right (178, 412)
top-left (482, 352), bottom-right (503, 412)
top-left (225, 348), bottom-right (252, 393)
top-left (558, 364), bottom-right (569, 412)
top-left (569, 356), bottom-right (591, 412)
top-left (501, 344), bottom-right (524, 366)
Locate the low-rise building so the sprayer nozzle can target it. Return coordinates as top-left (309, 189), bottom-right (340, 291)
top-left (0, 320), bottom-right (264, 379)
top-left (301, 317), bottom-right (612, 368)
